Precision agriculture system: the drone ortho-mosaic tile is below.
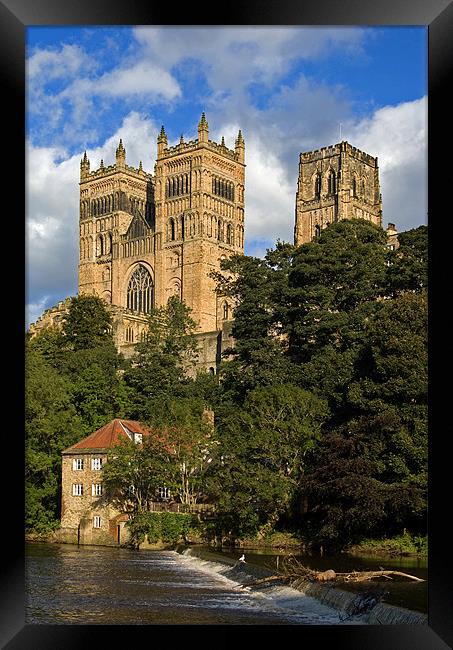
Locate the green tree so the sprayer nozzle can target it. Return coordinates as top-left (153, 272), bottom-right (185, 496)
top-left (61, 294), bottom-right (113, 350)
top-left (25, 343), bottom-right (82, 532)
top-left (347, 291), bottom-right (428, 493)
top-left (145, 397), bottom-right (219, 506)
top-left (124, 296), bottom-right (199, 419)
top-left (207, 384), bottom-right (327, 541)
top-left (287, 219), bottom-right (388, 366)
top-left (101, 436), bottom-right (175, 514)
top-left (63, 344), bottom-right (131, 435)
top-left (300, 416), bottom-right (426, 552)
top-left (300, 291), bottom-right (427, 550)
top-left (212, 242), bottom-right (296, 402)
top-left (34, 296), bottom-right (132, 434)
top-left (386, 224), bottom-right (428, 296)
top-left (102, 402), bottom-right (218, 512)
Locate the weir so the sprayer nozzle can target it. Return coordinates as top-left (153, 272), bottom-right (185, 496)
top-left (181, 547), bottom-right (427, 625)
top-left (289, 578), bottom-right (427, 625)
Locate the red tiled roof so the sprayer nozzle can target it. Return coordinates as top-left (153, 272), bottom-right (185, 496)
top-left (63, 419), bottom-right (151, 452)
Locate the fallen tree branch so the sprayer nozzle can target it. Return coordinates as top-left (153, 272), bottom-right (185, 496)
top-left (335, 570), bottom-right (424, 583)
top-left (239, 555), bottom-right (425, 589)
top-left (278, 555), bottom-right (425, 583)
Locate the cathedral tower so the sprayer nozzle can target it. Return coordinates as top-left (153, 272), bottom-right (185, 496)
top-left (294, 141), bottom-right (382, 245)
top-left (78, 140), bottom-right (155, 321)
top-left (153, 113), bottom-right (245, 332)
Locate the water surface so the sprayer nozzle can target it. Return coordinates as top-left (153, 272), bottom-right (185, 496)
top-left (26, 543), bottom-right (350, 625)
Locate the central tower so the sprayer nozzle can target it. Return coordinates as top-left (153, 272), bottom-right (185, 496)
top-left (154, 113), bottom-right (245, 332)
top-left (294, 141), bottom-right (382, 245)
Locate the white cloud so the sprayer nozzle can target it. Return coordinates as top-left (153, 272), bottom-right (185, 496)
top-left (133, 26), bottom-right (365, 94)
top-left (27, 43), bottom-right (95, 82)
top-left (243, 136), bottom-right (295, 244)
top-left (96, 61), bottom-right (181, 99)
top-left (347, 97), bottom-right (427, 230)
top-left (60, 61), bottom-right (181, 105)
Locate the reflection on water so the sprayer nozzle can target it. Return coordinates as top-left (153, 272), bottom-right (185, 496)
top-left (26, 543), bottom-right (346, 625)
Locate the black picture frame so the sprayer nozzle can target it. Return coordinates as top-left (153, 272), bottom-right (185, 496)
top-left (4, 1), bottom-right (452, 647)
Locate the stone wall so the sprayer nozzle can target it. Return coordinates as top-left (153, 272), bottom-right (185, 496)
top-left (61, 450), bottom-right (130, 546)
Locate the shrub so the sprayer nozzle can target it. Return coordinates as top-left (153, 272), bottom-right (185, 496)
top-left (126, 512), bottom-right (195, 546)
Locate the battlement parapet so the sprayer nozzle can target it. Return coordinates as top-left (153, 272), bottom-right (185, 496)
top-left (81, 162), bottom-right (152, 183)
top-left (161, 137), bottom-right (238, 161)
top-left (300, 141), bottom-right (377, 167)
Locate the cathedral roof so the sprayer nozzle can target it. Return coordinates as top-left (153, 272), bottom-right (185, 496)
top-left (63, 418), bottom-right (152, 452)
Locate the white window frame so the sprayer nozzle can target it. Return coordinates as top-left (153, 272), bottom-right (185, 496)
top-left (72, 483), bottom-right (83, 496)
top-left (93, 516), bottom-right (101, 529)
top-left (134, 433), bottom-right (143, 444)
top-left (157, 486), bottom-right (171, 500)
top-left (92, 483), bottom-right (103, 496)
top-left (91, 458), bottom-right (102, 470)
top-left (73, 458), bottom-right (84, 471)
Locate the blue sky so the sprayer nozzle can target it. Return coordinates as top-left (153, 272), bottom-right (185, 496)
top-left (26, 25), bottom-right (427, 327)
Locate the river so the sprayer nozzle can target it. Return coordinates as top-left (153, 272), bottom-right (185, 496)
top-left (25, 542), bottom-right (426, 625)
top-left (26, 542), bottom-right (362, 625)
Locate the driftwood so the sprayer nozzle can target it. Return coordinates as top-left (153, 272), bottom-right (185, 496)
top-left (239, 557), bottom-right (424, 589)
top-left (280, 556), bottom-right (425, 583)
top-left (334, 569), bottom-right (424, 583)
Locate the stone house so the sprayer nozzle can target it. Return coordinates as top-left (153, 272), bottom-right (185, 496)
top-left (60, 418), bottom-right (153, 546)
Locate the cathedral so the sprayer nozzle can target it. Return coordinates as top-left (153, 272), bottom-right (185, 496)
top-left (29, 114), bottom-right (394, 370)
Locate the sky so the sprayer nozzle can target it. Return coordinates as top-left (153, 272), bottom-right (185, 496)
top-left (26, 25), bottom-right (427, 327)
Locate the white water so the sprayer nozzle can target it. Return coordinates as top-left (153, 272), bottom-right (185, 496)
top-left (175, 547), bottom-right (365, 625)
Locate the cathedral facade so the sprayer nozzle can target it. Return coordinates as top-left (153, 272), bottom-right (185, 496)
top-left (77, 114), bottom-right (245, 369)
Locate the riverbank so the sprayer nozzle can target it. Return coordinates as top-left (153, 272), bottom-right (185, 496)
top-left (214, 531), bottom-right (428, 560)
top-left (346, 533), bottom-right (428, 558)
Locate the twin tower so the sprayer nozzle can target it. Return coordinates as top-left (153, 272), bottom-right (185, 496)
top-left (77, 113), bottom-right (382, 369)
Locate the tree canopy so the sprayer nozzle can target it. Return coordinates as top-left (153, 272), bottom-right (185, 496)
top-left (25, 219), bottom-right (428, 552)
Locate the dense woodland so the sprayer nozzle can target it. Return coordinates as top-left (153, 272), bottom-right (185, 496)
top-left (25, 220), bottom-right (428, 553)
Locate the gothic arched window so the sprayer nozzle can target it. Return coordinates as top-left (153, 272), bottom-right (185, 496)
top-left (223, 302), bottom-right (229, 320)
top-left (328, 170), bottom-right (336, 195)
top-left (314, 173), bottom-right (322, 199)
top-left (314, 224), bottom-right (321, 238)
top-left (169, 218), bottom-right (176, 241)
top-left (127, 264), bottom-right (154, 314)
top-left (96, 235), bottom-right (104, 257)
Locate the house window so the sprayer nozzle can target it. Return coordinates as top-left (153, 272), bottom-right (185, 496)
top-left (92, 484), bottom-right (103, 496)
top-left (73, 458), bottom-right (84, 471)
top-left (93, 516), bottom-right (101, 528)
top-left (72, 484), bottom-right (83, 496)
top-left (223, 302), bottom-right (229, 320)
top-left (157, 486), bottom-right (171, 500)
top-left (134, 433), bottom-right (143, 444)
top-left (91, 458), bottom-right (102, 470)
